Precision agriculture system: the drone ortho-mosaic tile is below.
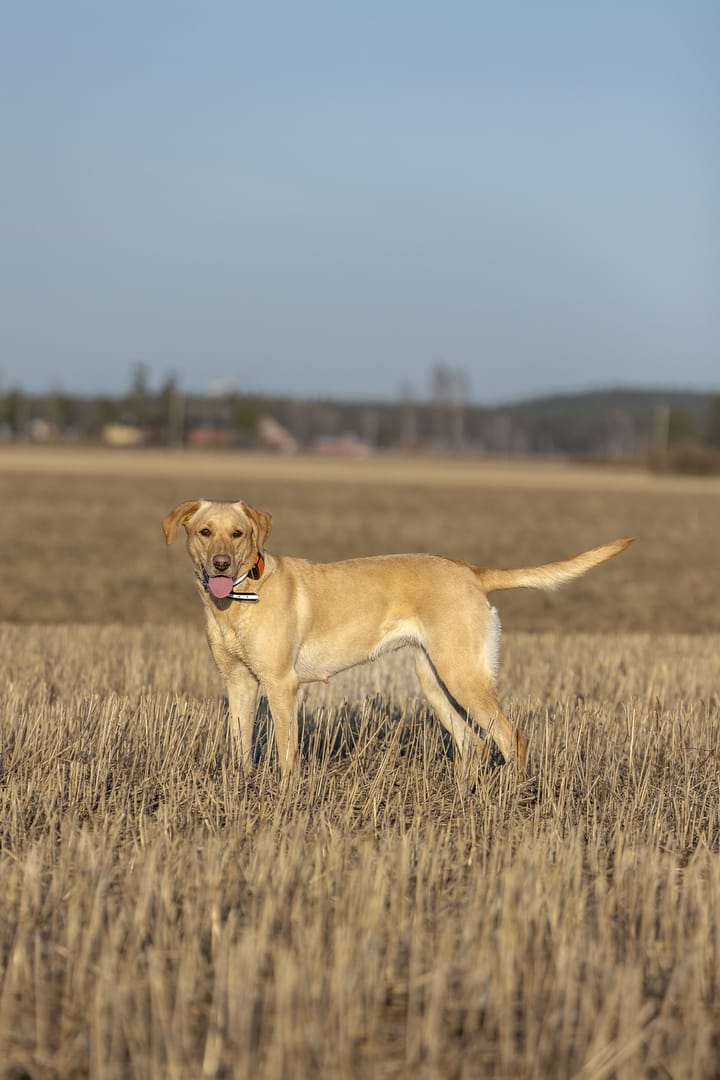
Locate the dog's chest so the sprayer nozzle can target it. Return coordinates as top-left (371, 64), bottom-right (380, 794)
top-left (205, 609), bottom-right (255, 668)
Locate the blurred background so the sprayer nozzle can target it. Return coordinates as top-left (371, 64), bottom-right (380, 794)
top-left (0, 1), bottom-right (718, 468)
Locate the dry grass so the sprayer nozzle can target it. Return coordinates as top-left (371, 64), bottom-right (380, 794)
top-left (1, 449), bottom-right (720, 1077)
top-left (1, 626), bottom-right (719, 1078)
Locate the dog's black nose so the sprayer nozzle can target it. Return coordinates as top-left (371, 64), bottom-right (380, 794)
top-left (212, 554), bottom-right (231, 572)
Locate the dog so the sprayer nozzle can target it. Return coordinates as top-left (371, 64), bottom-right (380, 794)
top-left (163, 498), bottom-right (633, 778)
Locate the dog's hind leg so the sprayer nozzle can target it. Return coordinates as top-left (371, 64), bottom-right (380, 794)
top-left (421, 637), bottom-right (527, 777)
top-left (414, 651), bottom-right (487, 765)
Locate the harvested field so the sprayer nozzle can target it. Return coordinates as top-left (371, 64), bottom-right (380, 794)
top-left (0, 447), bottom-right (718, 631)
top-left (1, 448), bottom-right (719, 1077)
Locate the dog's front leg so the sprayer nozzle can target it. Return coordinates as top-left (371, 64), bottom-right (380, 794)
top-left (225, 664), bottom-right (260, 771)
top-left (264, 676), bottom-right (300, 777)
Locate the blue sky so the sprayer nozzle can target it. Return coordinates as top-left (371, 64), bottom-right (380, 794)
top-left (1, 1), bottom-right (717, 404)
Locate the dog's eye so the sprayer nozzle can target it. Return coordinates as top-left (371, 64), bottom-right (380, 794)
top-left (232, 529), bottom-right (244, 538)
top-left (199, 527), bottom-right (212, 537)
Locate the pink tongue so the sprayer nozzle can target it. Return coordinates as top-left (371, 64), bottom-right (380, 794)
top-left (208, 576), bottom-right (234, 598)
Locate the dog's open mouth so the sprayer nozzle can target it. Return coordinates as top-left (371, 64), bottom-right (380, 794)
top-left (207, 575), bottom-right (235, 599)
top-left (200, 565), bottom-right (260, 604)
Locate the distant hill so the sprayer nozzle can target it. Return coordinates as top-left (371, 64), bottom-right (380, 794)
top-left (471, 387), bottom-right (714, 456)
top-left (497, 387), bottom-right (711, 417)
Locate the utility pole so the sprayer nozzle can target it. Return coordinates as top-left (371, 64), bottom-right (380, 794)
top-left (431, 362), bottom-right (452, 445)
top-left (450, 368), bottom-right (469, 447)
top-left (400, 384), bottom-right (417, 448)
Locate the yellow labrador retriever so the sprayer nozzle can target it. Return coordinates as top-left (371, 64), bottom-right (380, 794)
top-left (163, 499), bottom-right (633, 777)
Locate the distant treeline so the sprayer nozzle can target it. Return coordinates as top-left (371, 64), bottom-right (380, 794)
top-left (2, 376), bottom-right (720, 470)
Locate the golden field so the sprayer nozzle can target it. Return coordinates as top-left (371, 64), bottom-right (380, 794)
top-left (1, 447), bottom-right (719, 1078)
top-left (1, 445), bottom-right (719, 631)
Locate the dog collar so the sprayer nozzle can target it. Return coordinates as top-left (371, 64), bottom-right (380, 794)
top-left (249, 553), bottom-right (265, 580)
top-left (201, 553), bottom-right (264, 603)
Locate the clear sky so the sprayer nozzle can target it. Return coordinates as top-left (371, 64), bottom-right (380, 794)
top-left (1, 1), bottom-right (717, 404)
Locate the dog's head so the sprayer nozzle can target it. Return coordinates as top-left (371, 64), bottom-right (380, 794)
top-left (162, 499), bottom-right (272, 598)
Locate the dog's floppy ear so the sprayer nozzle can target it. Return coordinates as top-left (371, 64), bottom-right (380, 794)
top-left (242, 503), bottom-right (272, 552)
top-left (162, 500), bottom-right (202, 544)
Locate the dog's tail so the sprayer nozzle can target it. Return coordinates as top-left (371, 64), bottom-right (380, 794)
top-left (475, 537), bottom-right (634, 593)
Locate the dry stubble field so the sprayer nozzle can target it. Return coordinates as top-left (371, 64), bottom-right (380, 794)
top-left (1, 446), bottom-right (719, 1079)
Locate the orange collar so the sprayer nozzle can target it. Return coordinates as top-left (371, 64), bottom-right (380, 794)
top-left (249, 552), bottom-right (265, 580)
